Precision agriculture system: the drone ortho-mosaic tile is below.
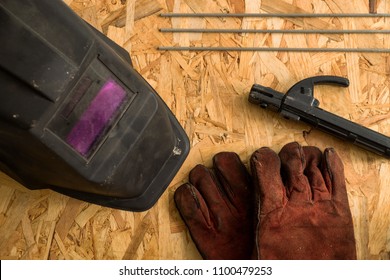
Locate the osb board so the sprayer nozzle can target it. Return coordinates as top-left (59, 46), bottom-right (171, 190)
top-left (0, 0), bottom-right (390, 260)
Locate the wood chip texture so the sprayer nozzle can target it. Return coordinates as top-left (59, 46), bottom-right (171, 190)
top-left (0, 0), bottom-right (389, 260)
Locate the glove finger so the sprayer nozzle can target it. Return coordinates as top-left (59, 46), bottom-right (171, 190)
top-left (250, 147), bottom-right (286, 214)
top-left (322, 148), bottom-right (349, 204)
top-left (213, 152), bottom-right (252, 212)
top-left (174, 183), bottom-right (214, 259)
top-left (189, 164), bottom-right (229, 218)
top-left (302, 146), bottom-right (331, 201)
top-left (279, 142), bottom-right (311, 202)
top-left (174, 183), bottom-right (212, 228)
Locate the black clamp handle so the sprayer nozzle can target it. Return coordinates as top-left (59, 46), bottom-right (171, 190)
top-left (249, 76), bottom-right (390, 158)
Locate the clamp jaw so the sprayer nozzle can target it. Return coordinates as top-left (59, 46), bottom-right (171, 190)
top-left (249, 76), bottom-right (390, 158)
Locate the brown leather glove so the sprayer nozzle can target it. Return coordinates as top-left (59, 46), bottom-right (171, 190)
top-left (250, 142), bottom-right (356, 260)
top-left (174, 152), bottom-right (255, 260)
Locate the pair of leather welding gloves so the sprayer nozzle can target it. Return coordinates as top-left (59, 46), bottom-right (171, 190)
top-left (174, 142), bottom-right (357, 260)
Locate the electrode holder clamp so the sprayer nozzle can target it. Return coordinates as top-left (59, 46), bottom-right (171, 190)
top-left (249, 76), bottom-right (390, 158)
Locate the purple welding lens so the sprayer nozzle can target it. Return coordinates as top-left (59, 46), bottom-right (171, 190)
top-left (66, 79), bottom-right (127, 156)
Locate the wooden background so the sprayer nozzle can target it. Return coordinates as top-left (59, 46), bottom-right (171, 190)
top-left (1, 0), bottom-right (390, 259)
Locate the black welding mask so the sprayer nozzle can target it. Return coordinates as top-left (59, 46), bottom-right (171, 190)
top-left (0, 0), bottom-right (190, 211)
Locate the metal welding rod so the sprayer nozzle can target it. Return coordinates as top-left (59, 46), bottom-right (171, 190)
top-left (157, 46), bottom-right (390, 53)
top-left (159, 28), bottom-right (390, 34)
top-left (160, 12), bottom-right (390, 18)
